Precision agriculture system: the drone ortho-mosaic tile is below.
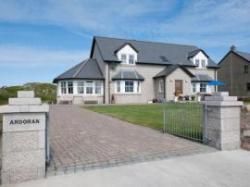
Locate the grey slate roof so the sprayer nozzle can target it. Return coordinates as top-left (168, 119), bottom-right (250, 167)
top-left (53, 58), bottom-right (104, 83)
top-left (112, 70), bottom-right (144, 81)
top-left (192, 74), bottom-right (213, 82)
top-left (93, 36), bottom-right (218, 68)
top-left (154, 65), bottom-right (195, 78)
top-left (235, 51), bottom-right (250, 62)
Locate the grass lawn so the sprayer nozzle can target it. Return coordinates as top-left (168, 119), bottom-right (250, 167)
top-left (86, 103), bottom-right (203, 141)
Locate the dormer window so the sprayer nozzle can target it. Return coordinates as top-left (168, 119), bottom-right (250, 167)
top-left (195, 59), bottom-right (199, 66)
top-left (129, 55), bottom-right (135, 64)
top-left (116, 44), bottom-right (138, 65)
top-left (201, 60), bottom-right (206, 68)
top-left (121, 54), bottom-right (127, 63)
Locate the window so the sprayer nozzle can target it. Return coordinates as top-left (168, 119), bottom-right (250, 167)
top-left (121, 54), bottom-right (126, 63)
top-left (95, 81), bottom-right (102, 94)
top-left (247, 83), bottom-right (250, 91)
top-left (195, 59), bottom-right (199, 66)
top-left (61, 81), bottom-right (67, 94)
top-left (129, 55), bottom-right (135, 64)
top-left (192, 83), bottom-right (196, 93)
top-left (201, 60), bottom-right (206, 68)
top-left (125, 80), bottom-right (134, 92)
top-left (200, 83), bottom-right (207, 93)
top-left (67, 81), bottom-right (73, 94)
top-left (86, 81), bottom-right (93, 94)
top-left (116, 81), bottom-right (121, 93)
top-left (77, 81), bottom-right (84, 94)
top-left (137, 81), bottom-right (141, 93)
top-left (158, 79), bottom-right (164, 93)
top-left (244, 65), bottom-right (249, 74)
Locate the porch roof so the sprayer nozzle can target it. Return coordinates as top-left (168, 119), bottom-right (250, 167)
top-left (154, 65), bottom-right (195, 79)
top-left (112, 70), bottom-right (144, 81)
top-left (192, 74), bottom-right (213, 82)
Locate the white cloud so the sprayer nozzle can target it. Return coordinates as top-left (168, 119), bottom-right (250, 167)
top-left (0, 45), bottom-right (88, 68)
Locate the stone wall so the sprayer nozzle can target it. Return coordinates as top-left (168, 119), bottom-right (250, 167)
top-left (0, 91), bottom-right (49, 184)
top-left (203, 92), bottom-right (243, 150)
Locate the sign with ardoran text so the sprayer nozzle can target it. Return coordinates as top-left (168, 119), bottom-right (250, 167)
top-left (3, 113), bottom-right (45, 132)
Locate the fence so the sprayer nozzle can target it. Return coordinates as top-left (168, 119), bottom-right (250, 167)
top-left (163, 102), bottom-right (204, 142)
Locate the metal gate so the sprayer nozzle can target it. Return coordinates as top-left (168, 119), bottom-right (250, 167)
top-left (163, 102), bottom-right (204, 142)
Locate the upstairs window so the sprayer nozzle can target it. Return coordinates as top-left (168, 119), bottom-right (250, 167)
top-left (201, 60), bottom-right (206, 68)
top-left (244, 65), bottom-right (249, 74)
top-left (121, 54), bottom-right (127, 63)
top-left (195, 59), bottom-right (199, 66)
top-left (129, 55), bottom-right (135, 64)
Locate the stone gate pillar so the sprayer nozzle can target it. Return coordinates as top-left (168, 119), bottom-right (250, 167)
top-left (0, 91), bottom-right (49, 184)
top-left (203, 92), bottom-right (243, 150)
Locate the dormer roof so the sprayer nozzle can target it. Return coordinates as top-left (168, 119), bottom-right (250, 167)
top-left (91, 36), bottom-right (218, 68)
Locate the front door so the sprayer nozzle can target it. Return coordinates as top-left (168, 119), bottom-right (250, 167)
top-left (175, 80), bottom-right (183, 96)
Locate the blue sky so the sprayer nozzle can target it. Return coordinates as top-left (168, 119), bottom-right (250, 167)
top-left (0, 0), bottom-right (250, 86)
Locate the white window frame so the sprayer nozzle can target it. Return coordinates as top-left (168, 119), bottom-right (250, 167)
top-left (125, 80), bottom-right (134, 93)
top-left (200, 83), bottom-right (207, 93)
top-left (61, 81), bottom-right (67, 94)
top-left (77, 81), bottom-right (84, 94)
top-left (192, 83), bottom-right (196, 93)
top-left (128, 54), bottom-right (135, 64)
top-left (158, 79), bottom-right (164, 93)
top-left (116, 81), bottom-right (121, 93)
top-left (115, 80), bottom-right (141, 94)
top-left (95, 81), bottom-right (103, 94)
top-left (201, 59), bottom-right (206, 68)
top-left (67, 81), bottom-right (74, 94)
top-left (121, 54), bottom-right (127, 64)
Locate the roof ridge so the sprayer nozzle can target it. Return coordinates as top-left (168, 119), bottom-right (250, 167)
top-left (73, 59), bottom-right (88, 78)
top-left (94, 35), bottom-right (198, 48)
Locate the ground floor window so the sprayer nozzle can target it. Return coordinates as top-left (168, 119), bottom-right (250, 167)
top-left (247, 83), bottom-right (250, 91)
top-left (158, 79), bottom-right (164, 93)
top-left (77, 81), bottom-right (84, 94)
top-left (200, 83), bottom-right (207, 93)
top-left (115, 80), bottom-right (141, 93)
top-left (125, 80), bottom-right (134, 92)
top-left (192, 83), bottom-right (196, 93)
top-left (67, 81), bottom-right (73, 94)
top-left (60, 80), bottom-right (103, 95)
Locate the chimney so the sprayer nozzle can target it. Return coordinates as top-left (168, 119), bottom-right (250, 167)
top-left (230, 45), bottom-right (236, 51)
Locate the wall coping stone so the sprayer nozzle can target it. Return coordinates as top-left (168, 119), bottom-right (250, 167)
top-left (17, 91), bottom-right (34, 98)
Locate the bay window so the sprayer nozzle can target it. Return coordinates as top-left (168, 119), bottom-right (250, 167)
top-left (115, 80), bottom-right (141, 93)
top-left (125, 80), bottom-right (134, 92)
top-left (67, 81), bottom-right (73, 94)
top-left (61, 81), bottom-right (67, 94)
top-left (60, 80), bottom-right (103, 95)
top-left (77, 81), bottom-right (84, 94)
top-left (86, 81), bottom-right (93, 94)
top-left (95, 81), bottom-right (102, 94)
top-left (116, 81), bottom-right (121, 93)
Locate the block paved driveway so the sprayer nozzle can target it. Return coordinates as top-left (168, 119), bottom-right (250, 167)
top-left (48, 105), bottom-right (215, 174)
